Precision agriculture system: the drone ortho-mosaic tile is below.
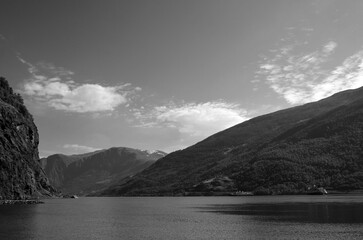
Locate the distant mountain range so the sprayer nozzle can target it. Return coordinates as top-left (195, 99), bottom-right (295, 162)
top-left (40, 147), bottom-right (166, 196)
top-left (100, 86), bottom-right (363, 196)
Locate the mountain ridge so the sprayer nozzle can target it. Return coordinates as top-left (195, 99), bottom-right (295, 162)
top-left (41, 147), bottom-right (167, 195)
top-left (100, 86), bottom-right (363, 196)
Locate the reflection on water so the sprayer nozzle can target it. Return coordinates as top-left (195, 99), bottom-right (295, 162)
top-left (198, 202), bottom-right (363, 223)
top-left (1, 196), bottom-right (363, 240)
top-left (0, 205), bottom-right (38, 240)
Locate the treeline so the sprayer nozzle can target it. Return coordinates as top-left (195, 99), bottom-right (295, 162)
top-left (233, 109), bottom-right (363, 194)
top-left (0, 77), bottom-right (29, 116)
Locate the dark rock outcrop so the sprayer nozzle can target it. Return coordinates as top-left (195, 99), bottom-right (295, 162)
top-left (0, 77), bottom-right (56, 199)
top-left (190, 176), bottom-right (236, 193)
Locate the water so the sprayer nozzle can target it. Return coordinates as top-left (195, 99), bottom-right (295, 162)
top-left (1, 195), bottom-right (363, 240)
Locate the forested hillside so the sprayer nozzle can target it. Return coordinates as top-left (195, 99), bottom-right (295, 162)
top-left (101, 87), bottom-right (363, 196)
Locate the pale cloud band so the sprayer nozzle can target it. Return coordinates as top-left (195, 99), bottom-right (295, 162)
top-left (18, 57), bottom-right (139, 113)
top-left (257, 40), bottom-right (363, 105)
top-left (63, 144), bottom-right (100, 154)
top-left (134, 101), bottom-right (249, 146)
top-left (24, 80), bottom-right (128, 113)
top-left (18, 56), bottom-right (250, 152)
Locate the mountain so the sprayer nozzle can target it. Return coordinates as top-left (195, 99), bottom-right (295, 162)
top-left (0, 77), bottom-right (56, 199)
top-left (40, 147), bottom-right (167, 195)
top-left (101, 86), bottom-right (363, 196)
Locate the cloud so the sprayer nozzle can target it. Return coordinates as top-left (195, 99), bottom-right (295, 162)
top-left (18, 57), bottom-right (138, 113)
top-left (257, 40), bottom-right (363, 104)
top-left (63, 144), bottom-right (100, 154)
top-left (323, 41), bottom-right (337, 53)
top-left (134, 101), bottom-right (249, 144)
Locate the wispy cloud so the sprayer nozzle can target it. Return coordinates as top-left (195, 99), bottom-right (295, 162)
top-left (133, 101), bottom-right (249, 148)
top-left (256, 39), bottom-right (363, 104)
top-left (63, 144), bottom-right (100, 154)
top-left (18, 56), bottom-right (140, 113)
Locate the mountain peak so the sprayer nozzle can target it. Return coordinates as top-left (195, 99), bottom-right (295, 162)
top-left (143, 149), bottom-right (167, 156)
top-left (41, 146), bottom-right (167, 195)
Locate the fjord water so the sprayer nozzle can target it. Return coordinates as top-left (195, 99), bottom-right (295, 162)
top-left (1, 196), bottom-right (363, 240)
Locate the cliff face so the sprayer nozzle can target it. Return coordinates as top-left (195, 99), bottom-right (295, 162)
top-left (0, 77), bottom-right (56, 199)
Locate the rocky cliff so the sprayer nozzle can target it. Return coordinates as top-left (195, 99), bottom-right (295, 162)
top-left (0, 77), bottom-right (56, 199)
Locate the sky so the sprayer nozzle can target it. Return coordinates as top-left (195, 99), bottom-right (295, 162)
top-left (1, 0), bottom-right (363, 157)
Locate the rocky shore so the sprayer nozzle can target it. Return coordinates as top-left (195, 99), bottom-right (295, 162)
top-left (0, 199), bottom-right (44, 205)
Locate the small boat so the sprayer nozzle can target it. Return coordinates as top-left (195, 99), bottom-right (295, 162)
top-left (70, 195), bottom-right (79, 199)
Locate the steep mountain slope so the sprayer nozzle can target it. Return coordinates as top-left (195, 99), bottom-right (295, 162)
top-left (102, 86), bottom-right (363, 196)
top-left (0, 77), bottom-right (56, 199)
top-left (41, 147), bottom-right (166, 195)
top-left (39, 150), bottom-right (102, 189)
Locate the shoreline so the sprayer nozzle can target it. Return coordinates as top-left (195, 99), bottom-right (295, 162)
top-left (0, 199), bottom-right (44, 205)
top-left (95, 189), bottom-right (363, 197)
